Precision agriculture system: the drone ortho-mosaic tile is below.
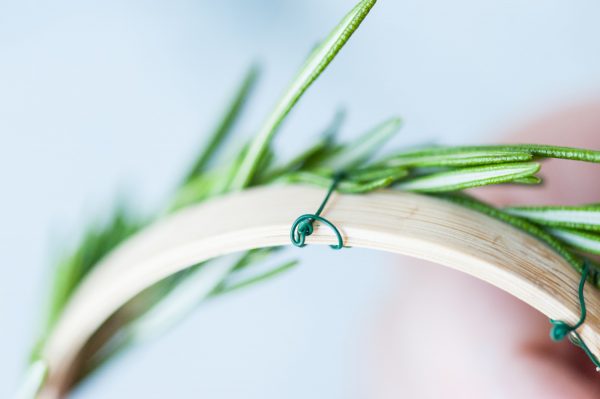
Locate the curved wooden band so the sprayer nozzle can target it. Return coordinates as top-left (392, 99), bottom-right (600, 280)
top-left (40, 185), bottom-right (600, 396)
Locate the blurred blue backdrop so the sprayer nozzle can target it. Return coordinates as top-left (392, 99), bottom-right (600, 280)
top-left (1, 0), bottom-right (600, 397)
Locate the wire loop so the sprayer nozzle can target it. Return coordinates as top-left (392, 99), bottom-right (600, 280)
top-left (549, 260), bottom-right (600, 371)
top-left (290, 173), bottom-right (345, 250)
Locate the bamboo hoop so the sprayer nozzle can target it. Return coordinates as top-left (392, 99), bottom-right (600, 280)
top-left (39, 185), bottom-right (600, 397)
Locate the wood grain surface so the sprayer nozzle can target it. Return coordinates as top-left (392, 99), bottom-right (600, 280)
top-left (39, 185), bottom-right (600, 397)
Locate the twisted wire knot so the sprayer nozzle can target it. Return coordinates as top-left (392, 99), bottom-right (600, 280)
top-left (290, 214), bottom-right (343, 249)
top-left (290, 172), bottom-right (345, 250)
top-left (549, 320), bottom-right (573, 342)
top-left (295, 218), bottom-right (314, 243)
top-left (290, 216), bottom-right (313, 248)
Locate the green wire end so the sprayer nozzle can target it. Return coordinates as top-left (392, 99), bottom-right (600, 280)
top-left (549, 260), bottom-right (600, 371)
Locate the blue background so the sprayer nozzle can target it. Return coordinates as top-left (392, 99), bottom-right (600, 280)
top-left (2, 0), bottom-right (600, 397)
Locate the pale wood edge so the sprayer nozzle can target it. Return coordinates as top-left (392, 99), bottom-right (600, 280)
top-left (39, 185), bottom-right (600, 397)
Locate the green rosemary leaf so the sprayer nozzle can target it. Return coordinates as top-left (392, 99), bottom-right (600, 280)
top-left (230, 0), bottom-right (377, 190)
top-left (171, 141), bottom-right (260, 209)
top-left (320, 117), bottom-right (402, 170)
top-left (549, 227), bottom-right (600, 255)
top-left (440, 194), bottom-right (597, 285)
top-left (505, 204), bottom-right (600, 231)
top-left (230, 248), bottom-right (280, 272)
top-left (498, 144), bottom-right (600, 162)
top-left (259, 136), bottom-right (334, 183)
top-left (347, 165), bottom-right (408, 182)
top-left (184, 65), bottom-right (259, 183)
top-left (212, 143), bottom-right (251, 195)
top-left (396, 162), bottom-right (540, 192)
top-left (266, 109), bottom-right (345, 177)
top-left (170, 172), bottom-right (220, 211)
top-left (384, 149), bottom-right (532, 167)
top-left (252, 145), bottom-right (276, 184)
top-left (126, 256), bottom-right (240, 342)
top-left (80, 250), bottom-right (280, 375)
top-left (215, 259), bottom-right (298, 295)
top-left (45, 206), bottom-right (143, 333)
top-left (511, 176), bottom-right (542, 185)
top-left (397, 144), bottom-right (600, 163)
top-left (284, 170), bottom-right (401, 193)
top-left (13, 359), bottom-right (48, 399)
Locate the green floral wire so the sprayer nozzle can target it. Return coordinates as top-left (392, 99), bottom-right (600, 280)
top-left (290, 172), bottom-right (345, 250)
top-left (291, 183), bottom-right (600, 371)
top-left (549, 260), bottom-right (600, 371)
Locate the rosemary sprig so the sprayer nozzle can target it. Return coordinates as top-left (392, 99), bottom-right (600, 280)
top-left (42, 204), bottom-right (144, 338)
top-left (505, 204), bottom-right (600, 231)
top-left (230, 0), bottom-right (377, 190)
top-left (549, 228), bottom-right (600, 255)
top-left (384, 144), bottom-right (600, 164)
top-left (183, 65), bottom-right (260, 183)
top-left (318, 117), bottom-right (402, 170)
top-left (383, 148), bottom-right (533, 167)
top-left (396, 162), bottom-right (541, 192)
top-left (283, 170), bottom-right (404, 193)
top-left (23, 0), bottom-right (600, 395)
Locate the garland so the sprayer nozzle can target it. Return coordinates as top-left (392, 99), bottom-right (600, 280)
top-left (17, 0), bottom-right (600, 396)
